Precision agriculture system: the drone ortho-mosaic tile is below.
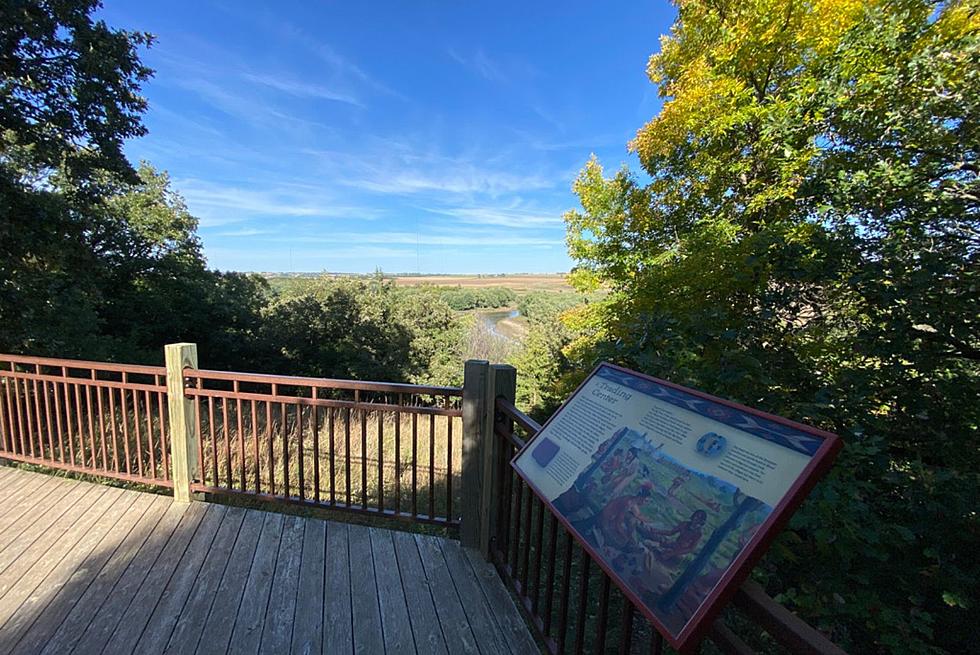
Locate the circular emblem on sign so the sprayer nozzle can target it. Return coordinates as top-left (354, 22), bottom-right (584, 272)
top-left (696, 432), bottom-right (727, 457)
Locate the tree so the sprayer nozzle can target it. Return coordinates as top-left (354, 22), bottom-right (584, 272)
top-left (565, 1), bottom-right (978, 652)
top-left (1, 0), bottom-right (155, 357)
top-left (1, 0), bottom-right (152, 187)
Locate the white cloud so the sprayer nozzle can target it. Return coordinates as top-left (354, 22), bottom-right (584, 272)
top-left (242, 73), bottom-right (363, 107)
top-left (344, 169), bottom-right (554, 196)
top-left (177, 178), bottom-right (383, 226)
top-left (426, 204), bottom-right (564, 229)
top-left (283, 231), bottom-right (560, 247)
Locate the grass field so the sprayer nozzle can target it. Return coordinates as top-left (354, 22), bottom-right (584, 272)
top-left (389, 274), bottom-right (571, 291)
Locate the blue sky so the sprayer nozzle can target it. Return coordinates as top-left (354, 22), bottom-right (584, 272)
top-left (100, 1), bottom-right (675, 274)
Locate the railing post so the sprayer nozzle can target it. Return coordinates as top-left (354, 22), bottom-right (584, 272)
top-left (165, 343), bottom-right (198, 503)
top-left (460, 359), bottom-right (489, 549)
top-left (480, 364), bottom-right (516, 559)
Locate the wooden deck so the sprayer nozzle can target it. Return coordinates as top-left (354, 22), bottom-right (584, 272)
top-left (0, 467), bottom-right (538, 654)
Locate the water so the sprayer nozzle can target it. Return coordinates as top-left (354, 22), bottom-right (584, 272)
top-left (482, 308), bottom-right (520, 340)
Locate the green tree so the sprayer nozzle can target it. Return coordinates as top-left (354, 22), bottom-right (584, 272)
top-left (259, 275), bottom-right (464, 385)
top-left (565, 1), bottom-right (978, 652)
top-left (1, 0), bottom-right (154, 356)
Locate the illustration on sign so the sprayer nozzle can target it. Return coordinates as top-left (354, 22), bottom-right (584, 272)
top-left (512, 363), bottom-right (840, 649)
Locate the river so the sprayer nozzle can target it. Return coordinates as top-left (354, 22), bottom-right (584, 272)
top-left (481, 308), bottom-right (521, 340)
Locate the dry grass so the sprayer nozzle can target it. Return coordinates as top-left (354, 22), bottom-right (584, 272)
top-left (390, 274), bottom-right (572, 292)
top-left (0, 380), bottom-right (463, 524)
top-left (194, 400), bottom-right (463, 523)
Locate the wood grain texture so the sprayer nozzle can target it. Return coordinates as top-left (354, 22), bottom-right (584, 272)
top-left (193, 508), bottom-right (265, 655)
top-left (165, 342), bottom-right (198, 502)
top-left (290, 518), bottom-right (325, 655)
top-left (391, 529), bottom-right (448, 655)
top-left (348, 523), bottom-right (384, 655)
top-left (226, 510), bottom-right (284, 655)
top-left (0, 470), bottom-right (540, 655)
top-left (323, 521), bottom-right (353, 654)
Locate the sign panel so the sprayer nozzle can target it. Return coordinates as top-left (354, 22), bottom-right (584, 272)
top-left (512, 363), bottom-right (841, 651)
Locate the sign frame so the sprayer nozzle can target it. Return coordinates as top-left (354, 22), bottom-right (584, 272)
top-left (510, 362), bottom-right (842, 653)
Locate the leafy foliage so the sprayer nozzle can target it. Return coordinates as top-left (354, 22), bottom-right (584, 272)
top-left (563, 1), bottom-right (978, 652)
top-left (431, 285), bottom-right (517, 311)
top-left (260, 275), bottom-right (465, 384)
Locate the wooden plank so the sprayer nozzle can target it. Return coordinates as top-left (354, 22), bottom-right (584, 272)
top-left (462, 547), bottom-right (539, 654)
top-left (2, 490), bottom-right (155, 655)
top-left (0, 479), bottom-right (91, 575)
top-left (0, 475), bottom-right (70, 545)
top-left (30, 494), bottom-right (172, 655)
top-left (482, 365), bottom-right (516, 558)
top-left (165, 342), bottom-right (199, 502)
top-left (0, 474), bottom-right (57, 535)
top-left (323, 521), bottom-right (353, 654)
top-left (0, 467), bottom-right (19, 484)
top-left (226, 511), bottom-right (284, 654)
top-left (133, 504), bottom-right (230, 654)
top-left (161, 506), bottom-right (246, 655)
top-left (369, 527), bottom-right (415, 654)
top-left (460, 360), bottom-right (488, 549)
top-left (290, 518), bottom-right (326, 655)
top-left (391, 529), bottom-right (448, 655)
top-left (0, 483), bottom-right (110, 601)
top-left (63, 500), bottom-right (192, 655)
top-left (0, 486), bottom-right (124, 644)
top-left (348, 523), bottom-right (384, 655)
top-left (438, 537), bottom-right (511, 654)
top-left (191, 509), bottom-right (265, 655)
top-left (0, 469), bottom-right (30, 507)
top-left (415, 534), bottom-right (479, 655)
top-left (259, 514), bottom-right (305, 653)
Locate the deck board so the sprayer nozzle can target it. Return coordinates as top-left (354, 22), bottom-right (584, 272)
top-left (0, 486), bottom-right (125, 645)
top-left (0, 491), bottom-right (144, 655)
top-left (32, 495), bottom-right (172, 655)
top-left (370, 527), bottom-right (415, 655)
top-left (259, 514), bottom-right (305, 653)
top-left (0, 467), bottom-right (538, 654)
top-left (227, 511), bottom-right (283, 654)
top-left (290, 518), bottom-right (325, 655)
top-left (163, 506), bottom-right (246, 655)
top-left (322, 521), bottom-right (354, 654)
top-left (192, 508), bottom-right (265, 655)
top-left (349, 523), bottom-right (385, 655)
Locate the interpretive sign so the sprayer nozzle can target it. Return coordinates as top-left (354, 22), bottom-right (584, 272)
top-left (512, 363), bottom-right (841, 651)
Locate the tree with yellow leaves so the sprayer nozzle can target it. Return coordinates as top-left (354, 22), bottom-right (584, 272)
top-left (564, 1), bottom-right (978, 652)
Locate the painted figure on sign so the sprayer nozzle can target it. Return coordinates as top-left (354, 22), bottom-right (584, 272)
top-left (666, 472), bottom-right (690, 498)
top-left (638, 509), bottom-right (707, 564)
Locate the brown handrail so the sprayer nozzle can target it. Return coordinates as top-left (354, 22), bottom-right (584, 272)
top-left (186, 367), bottom-right (464, 527)
top-left (0, 354), bottom-right (171, 487)
top-left (0, 353), bottom-right (165, 376)
top-left (186, 367), bottom-right (463, 397)
top-left (492, 397), bottom-right (846, 655)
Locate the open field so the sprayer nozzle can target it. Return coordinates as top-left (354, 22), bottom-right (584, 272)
top-left (265, 273), bottom-right (572, 293)
top-left (390, 274), bottom-right (571, 291)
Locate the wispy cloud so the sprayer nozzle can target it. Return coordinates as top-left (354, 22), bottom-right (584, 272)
top-left (425, 204), bottom-right (564, 229)
top-left (448, 48), bottom-right (508, 83)
top-left (211, 228), bottom-right (276, 237)
top-left (285, 230), bottom-right (560, 247)
top-left (343, 168), bottom-right (554, 196)
top-left (178, 178), bottom-right (383, 226)
top-left (270, 20), bottom-right (404, 100)
top-left (242, 73), bottom-right (363, 107)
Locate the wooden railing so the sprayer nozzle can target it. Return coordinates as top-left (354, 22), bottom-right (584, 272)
top-left (489, 393), bottom-right (847, 655)
top-left (0, 349), bottom-right (464, 528)
top-left (182, 367), bottom-right (463, 526)
top-left (0, 349), bottom-right (847, 653)
top-left (0, 354), bottom-right (172, 487)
